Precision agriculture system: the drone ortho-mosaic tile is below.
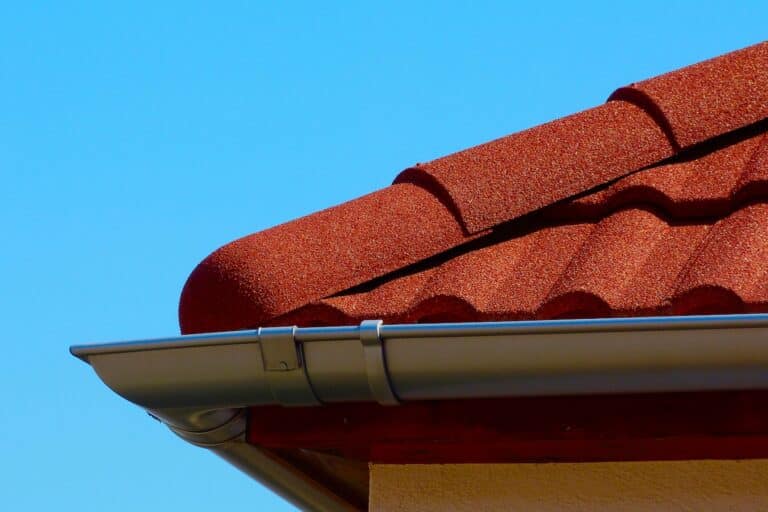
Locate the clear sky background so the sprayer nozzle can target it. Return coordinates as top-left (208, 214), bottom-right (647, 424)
top-left (1, 2), bottom-right (766, 510)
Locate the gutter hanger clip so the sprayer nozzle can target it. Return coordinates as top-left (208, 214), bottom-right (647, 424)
top-left (259, 326), bottom-right (320, 406)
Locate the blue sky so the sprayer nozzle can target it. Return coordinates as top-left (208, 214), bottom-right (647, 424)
top-left (2, 2), bottom-right (765, 510)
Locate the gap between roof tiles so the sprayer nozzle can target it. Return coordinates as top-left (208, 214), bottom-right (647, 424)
top-left (327, 120), bottom-right (768, 302)
top-left (296, 204), bottom-right (768, 325)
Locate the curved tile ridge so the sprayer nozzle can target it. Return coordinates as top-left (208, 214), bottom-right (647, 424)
top-left (178, 183), bottom-right (466, 334)
top-left (736, 131), bottom-right (768, 202)
top-left (546, 132), bottom-right (767, 221)
top-left (673, 203), bottom-right (768, 314)
top-left (395, 100), bottom-right (675, 234)
top-left (279, 203), bottom-right (768, 326)
top-left (609, 41), bottom-right (768, 149)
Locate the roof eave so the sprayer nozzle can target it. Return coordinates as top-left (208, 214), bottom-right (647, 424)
top-left (71, 313), bottom-right (768, 511)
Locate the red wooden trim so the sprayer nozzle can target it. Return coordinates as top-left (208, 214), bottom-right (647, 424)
top-left (247, 391), bottom-right (768, 463)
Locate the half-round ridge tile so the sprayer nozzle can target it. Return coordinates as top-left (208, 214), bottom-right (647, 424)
top-left (610, 41), bottom-right (768, 149)
top-left (179, 183), bottom-right (465, 333)
top-left (395, 101), bottom-right (674, 234)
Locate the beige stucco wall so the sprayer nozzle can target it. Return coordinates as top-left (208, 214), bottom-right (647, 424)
top-left (369, 460), bottom-right (768, 511)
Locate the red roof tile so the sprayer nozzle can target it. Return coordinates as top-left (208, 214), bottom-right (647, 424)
top-left (546, 131), bottom-right (766, 220)
top-left (179, 42), bottom-right (768, 334)
top-left (179, 183), bottom-right (466, 333)
top-left (609, 42), bottom-right (768, 149)
top-left (394, 101), bottom-right (675, 234)
top-left (277, 204), bottom-right (768, 325)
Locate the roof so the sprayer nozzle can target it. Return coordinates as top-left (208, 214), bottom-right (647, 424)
top-left (76, 42), bottom-right (768, 511)
top-left (178, 41), bottom-right (768, 335)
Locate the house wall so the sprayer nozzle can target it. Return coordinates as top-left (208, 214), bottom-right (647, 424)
top-left (369, 460), bottom-right (768, 511)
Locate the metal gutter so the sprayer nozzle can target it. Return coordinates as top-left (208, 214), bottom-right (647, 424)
top-left (71, 314), bottom-right (768, 511)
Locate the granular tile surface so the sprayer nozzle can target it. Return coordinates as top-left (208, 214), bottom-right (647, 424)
top-left (179, 42), bottom-right (768, 334)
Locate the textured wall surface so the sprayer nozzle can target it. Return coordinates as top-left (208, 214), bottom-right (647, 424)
top-left (369, 460), bottom-right (768, 511)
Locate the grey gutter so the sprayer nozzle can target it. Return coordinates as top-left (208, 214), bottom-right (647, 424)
top-left (71, 314), bottom-right (768, 511)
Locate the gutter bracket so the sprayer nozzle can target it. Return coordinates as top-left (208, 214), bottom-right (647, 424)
top-left (360, 320), bottom-right (400, 405)
top-left (259, 326), bottom-right (321, 406)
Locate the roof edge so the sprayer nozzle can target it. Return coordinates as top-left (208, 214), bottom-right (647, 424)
top-left (72, 314), bottom-right (768, 511)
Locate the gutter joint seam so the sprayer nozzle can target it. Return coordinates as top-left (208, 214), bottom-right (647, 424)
top-left (360, 319), bottom-right (400, 405)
